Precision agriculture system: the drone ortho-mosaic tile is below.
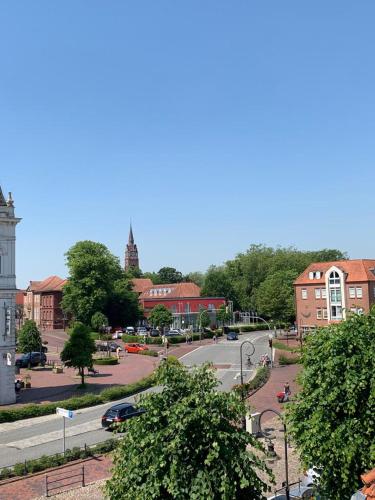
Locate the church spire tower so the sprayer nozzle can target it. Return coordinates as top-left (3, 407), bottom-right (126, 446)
top-left (0, 185), bottom-right (21, 405)
top-left (125, 223), bottom-right (139, 271)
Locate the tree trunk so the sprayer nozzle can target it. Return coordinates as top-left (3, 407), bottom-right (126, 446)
top-left (80, 367), bottom-right (85, 386)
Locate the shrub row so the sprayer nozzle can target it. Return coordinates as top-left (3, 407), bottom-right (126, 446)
top-left (0, 439), bottom-right (118, 480)
top-left (233, 366), bottom-right (270, 397)
top-left (93, 357), bottom-right (119, 365)
top-left (225, 324), bottom-right (270, 333)
top-left (138, 350), bottom-right (158, 357)
top-left (278, 354), bottom-right (301, 365)
top-left (0, 374), bottom-right (155, 424)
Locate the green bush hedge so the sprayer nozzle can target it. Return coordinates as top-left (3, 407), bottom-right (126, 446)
top-left (278, 354), bottom-right (301, 365)
top-left (0, 439), bottom-right (118, 480)
top-left (93, 357), bottom-right (119, 365)
top-left (138, 350), bottom-right (158, 357)
top-left (0, 374), bottom-right (155, 424)
top-left (233, 366), bottom-right (270, 397)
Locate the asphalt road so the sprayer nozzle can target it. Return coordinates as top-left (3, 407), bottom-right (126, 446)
top-left (180, 330), bottom-right (271, 391)
top-left (0, 330), bottom-right (271, 468)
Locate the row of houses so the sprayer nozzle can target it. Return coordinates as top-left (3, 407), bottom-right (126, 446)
top-left (17, 259), bottom-right (375, 333)
top-left (17, 276), bottom-right (226, 331)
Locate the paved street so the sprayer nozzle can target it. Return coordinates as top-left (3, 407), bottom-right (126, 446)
top-left (0, 387), bottom-right (160, 469)
top-left (0, 331), bottom-right (270, 468)
top-left (180, 330), bottom-right (271, 391)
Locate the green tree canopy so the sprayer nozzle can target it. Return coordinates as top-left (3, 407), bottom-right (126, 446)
top-left (217, 304), bottom-right (231, 325)
top-left (148, 304), bottom-right (173, 329)
top-left (91, 312), bottom-right (108, 332)
top-left (286, 310), bottom-right (375, 499)
top-left (60, 322), bottom-right (96, 385)
top-left (157, 267), bottom-right (183, 284)
top-left (105, 362), bottom-right (270, 499)
top-left (105, 278), bottom-right (142, 327)
top-left (199, 308), bottom-right (210, 329)
top-left (201, 266), bottom-right (238, 305)
top-left (62, 241), bottom-right (123, 324)
top-left (254, 269), bottom-right (299, 323)
top-left (183, 271), bottom-right (205, 287)
top-left (17, 320), bottom-right (42, 354)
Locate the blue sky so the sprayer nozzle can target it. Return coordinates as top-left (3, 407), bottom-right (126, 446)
top-left (1, 1), bottom-right (374, 288)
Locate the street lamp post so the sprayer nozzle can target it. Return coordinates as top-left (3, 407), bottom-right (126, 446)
top-left (239, 340), bottom-right (255, 430)
top-left (259, 408), bottom-right (290, 500)
top-left (250, 315), bottom-right (273, 367)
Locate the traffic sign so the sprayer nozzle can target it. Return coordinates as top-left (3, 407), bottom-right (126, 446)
top-left (56, 407), bottom-right (74, 419)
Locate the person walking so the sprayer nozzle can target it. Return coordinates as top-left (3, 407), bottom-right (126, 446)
top-left (213, 333), bottom-right (217, 344)
top-left (116, 346), bottom-right (121, 361)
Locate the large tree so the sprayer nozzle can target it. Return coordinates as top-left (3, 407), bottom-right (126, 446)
top-left (201, 265), bottom-right (237, 305)
top-left (105, 278), bottom-right (142, 327)
top-left (62, 241), bottom-right (123, 324)
top-left (254, 269), bottom-right (298, 323)
top-left (105, 362), bottom-right (270, 499)
top-left (60, 322), bottom-right (96, 385)
top-left (148, 304), bottom-right (173, 330)
top-left (286, 310), bottom-right (375, 499)
top-left (17, 320), bottom-right (42, 363)
top-left (157, 267), bottom-right (183, 284)
top-left (199, 308), bottom-right (210, 330)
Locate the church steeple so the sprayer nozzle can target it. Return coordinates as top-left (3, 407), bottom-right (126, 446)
top-left (125, 223), bottom-right (139, 271)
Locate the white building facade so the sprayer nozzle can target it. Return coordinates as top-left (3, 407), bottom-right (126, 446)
top-left (0, 187), bottom-right (21, 405)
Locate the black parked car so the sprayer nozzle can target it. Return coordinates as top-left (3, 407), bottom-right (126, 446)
top-left (150, 329), bottom-right (160, 337)
top-left (96, 342), bottom-right (122, 353)
top-left (15, 352), bottom-right (47, 368)
top-left (226, 331), bottom-right (238, 341)
top-left (101, 403), bottom-right (146, 429)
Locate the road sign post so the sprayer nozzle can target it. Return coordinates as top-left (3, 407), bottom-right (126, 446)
top-left (56, 407), bottom-right (74, 454)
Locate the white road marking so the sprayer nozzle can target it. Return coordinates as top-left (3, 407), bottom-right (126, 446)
top-left (0, 419), bottom-right (101, 450)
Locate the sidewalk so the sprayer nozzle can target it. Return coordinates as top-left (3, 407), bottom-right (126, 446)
top-left (0, 455), bottom-right (112, 500)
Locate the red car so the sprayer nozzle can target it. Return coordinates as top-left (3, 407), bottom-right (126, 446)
top-left (123, 343), bottom-right (149, 354)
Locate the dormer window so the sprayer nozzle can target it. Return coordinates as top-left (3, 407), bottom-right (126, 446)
top-left (329, 271), bottom-right (340, 285)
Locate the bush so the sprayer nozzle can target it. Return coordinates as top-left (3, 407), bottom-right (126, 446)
top-left (233, 366), bottom-right (270, 397)
top-left (138, 350), bottom-right (158, 357)
top-left (273, 341), bottom-right (299, 352)
top-left (0, 439), bottom-right (119, 480)
top-left (93, 357), bottom-right (118, 365)
top-left (279, 354), bottom-right (301, 365)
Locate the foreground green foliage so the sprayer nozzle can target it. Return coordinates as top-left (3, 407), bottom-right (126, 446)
top-left (0, 374), bottom-right (154, 423)
top-left (91, 311), bottom-right (108, 332)
top-left (286, 310), bottom-right (375, 499)
top-left (106, 363), bottom-right (270, 500)
top-left (17, 320), bottom-right (42, 354)
top-left (61, 322), bottom-right (96, 385)
top-left (233, 366), bottom-right (270, 398)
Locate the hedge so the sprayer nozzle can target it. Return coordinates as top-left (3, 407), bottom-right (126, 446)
top-left (0, 439), bottom-right (118, 480)
top-left (138, 350), bottom-right (158, 357)
top-left (278, 354), bottom-right (301, 365)
top-left (233, 366), bottom-right (270, 397)
top-left (93, 357), bottom-right (119, 365)
top-left (0, 374), bottom-right (155, 424)
top-left (224, 324), bottom-right (270, 333)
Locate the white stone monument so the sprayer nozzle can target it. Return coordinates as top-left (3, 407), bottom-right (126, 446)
top-left (0, 187), bottom-right (21, 405)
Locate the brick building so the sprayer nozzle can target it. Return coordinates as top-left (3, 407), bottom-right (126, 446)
top-left (136, 281), bottom-right (226, 329)
top-left (24, 276), bottom-right (67, 331)
top-left (294, 259), bottom-right (375, 332)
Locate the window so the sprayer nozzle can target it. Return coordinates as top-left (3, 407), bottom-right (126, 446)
top-left (322, 308), bottom-right (328, 319)
top-left (356, 287), bottom-right (363, 298)
top-left (208, 304), bottom-right (215, 311)
top-left (301, 289), bottom-right (307, 299)
top-left (331, 305), bottom-right (343, 320)
top-left (184, 303), bottom-right (190, 313)
top-left (315, 271), bottom-right (321, 279)
top-left (315, 288), bottom-right (321, 299)
top-left (309, 271), bottom-right (314, 280)
top-left (321, 288), bottom-right (327, 299)
top-left (349, 287), bottom-right (355, 299)
top-left (316, 308), bottom-right (322, 319)
top-left (330, 288), bottom-right (342, 303)
top-left (171, 305), bottom-right (177, 313)
top-left (329, 271), bottom-right (340, 285)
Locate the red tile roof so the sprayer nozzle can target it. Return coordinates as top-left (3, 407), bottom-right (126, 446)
top-left (33, 276), bottom-right (67, 292)
top-left (294, 259), bottom-right (375, 285)
top-left (132, 278), bottom-right (154, 294)
top-left (140, 282), bottom-right (201, 299)
top-left (16, 291), bottom-right (25, 305)
top-left (28, 281), bottom-right (42, 291)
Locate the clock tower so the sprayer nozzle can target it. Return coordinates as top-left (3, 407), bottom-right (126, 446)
top-left (124, 224), bottom-right (139, 271)
top-left (0, 186), bottom-right (21, 405)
